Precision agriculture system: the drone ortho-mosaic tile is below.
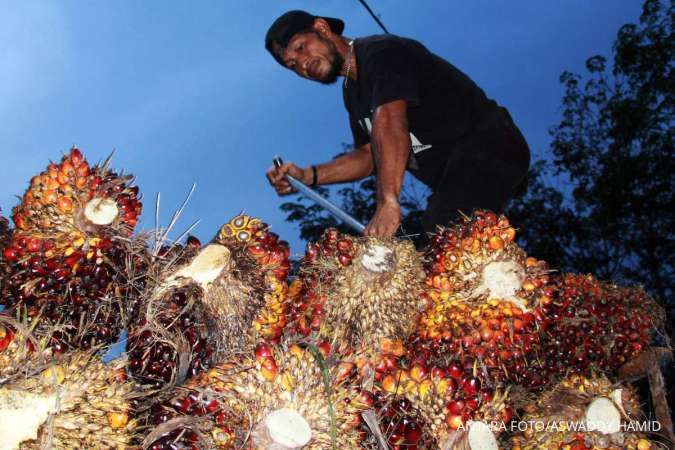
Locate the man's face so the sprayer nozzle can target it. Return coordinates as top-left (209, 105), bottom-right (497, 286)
top-left (280, 31), bottom-right (343, 85)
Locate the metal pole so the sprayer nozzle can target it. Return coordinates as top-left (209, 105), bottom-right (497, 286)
top-left (273, 157), bottom-right (366, 234)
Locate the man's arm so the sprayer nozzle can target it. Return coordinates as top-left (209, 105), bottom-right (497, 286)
top-left (364, 99), bottom-right (410, 237)
top-left (266, 143), bottom-right (373, 195)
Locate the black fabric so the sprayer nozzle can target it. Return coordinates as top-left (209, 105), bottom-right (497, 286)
top-left (343, 34), bottom-right (529, 188)
top-left (343, 34), bottom-right (530, 236)
top-left (421, 108), bottom-right (530, 227)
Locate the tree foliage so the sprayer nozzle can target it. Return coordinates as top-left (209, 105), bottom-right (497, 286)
top-left (506, 0), bottom-right (673, 305)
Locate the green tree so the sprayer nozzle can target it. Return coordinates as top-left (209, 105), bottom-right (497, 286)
top-left (506, 0), bottom-right (674, 304)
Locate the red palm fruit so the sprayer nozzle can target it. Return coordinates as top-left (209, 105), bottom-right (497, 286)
top-left (1, 148), bottom-right (145, 350)
top-left (255, 343), bottom-right (273, 360)
top-left (461, 376), bottom-right (481, 396)
top-left (541, 273), bottom-right (664, 375)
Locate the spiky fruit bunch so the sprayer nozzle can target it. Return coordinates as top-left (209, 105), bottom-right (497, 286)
top-left (541, 274), bottom-right (664, 376)
top-left (215, 214), bottom-right (290, 342)
top-left (145, 343), bottom-right (369, 449)
top-left (127, 215), bottom-right (290, 390)
top-left (287, 229), bottom-right (358, 338)
top-left (0, 350), bottom-right (137, 449)
top-left (413, 210), bottom-right (554, 387)
top-left (510, 374), bottom-right (655, 450)
top-left (0, 147), bottom-right (143, 350)
top-left (288, 229), bottom-right (424, 363)
top-left (377, 362), bottom-right (513, 448)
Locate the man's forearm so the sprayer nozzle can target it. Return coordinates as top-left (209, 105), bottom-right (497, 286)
top-left (371, 101), bottom-right (410, 206)
top-left (309, 143), bottom-right (373, 185)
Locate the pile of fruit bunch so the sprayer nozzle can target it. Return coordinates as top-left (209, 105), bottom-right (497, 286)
top-left (0, 324), bottom-right (138, 449)
top-left (126, 214), bottom-right (291, 391)
top-left (0, 147), bottom-right (144, 351)
top-left (411, 210), bottom-right (555, 388)
top-left (510, 373), bottom-right (657, 450)
top-left (541, 273), bottom-right (665, 377)
top-left (286, 228), bottom-right (425, 373)
top-left (143, 343), bottom-right (369, 449)
top-left (376, 358), bottom-right (514, 450)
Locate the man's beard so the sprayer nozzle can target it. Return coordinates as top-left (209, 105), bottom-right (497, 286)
top-left (316, 36), bottom-right (344, 85)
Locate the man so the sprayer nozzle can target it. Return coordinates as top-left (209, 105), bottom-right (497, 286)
top-left (265, 10), bottom-right (530, 239)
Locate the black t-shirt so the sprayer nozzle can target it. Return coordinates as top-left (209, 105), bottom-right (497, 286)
top-left (343, 34), bottom-right (504, 187)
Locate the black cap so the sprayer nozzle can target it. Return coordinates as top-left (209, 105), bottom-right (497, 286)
top-left (265, 10), bottom-right (344, 66)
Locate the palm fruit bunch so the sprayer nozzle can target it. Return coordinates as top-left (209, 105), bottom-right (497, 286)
top-left (288, 228), bottom-right (425, 371)
top-left (510, 374), bottom-right (656, 450)
top-left (144, 343), bottom-right (369, 449)
top-left (126, 214), bottom-right (290, 389)
top-left (125, 236), bottom-right (211, 388)
top-left (0, 347), bottom-right (137, 449)
top-left (377, 361), bottom-right (514, 450)
top-left (412, 210), bottom-right (555, 388)
top-left (541, 274), bottom-right (664, 376)
top-left (0, 147), bottom-right (143, 350)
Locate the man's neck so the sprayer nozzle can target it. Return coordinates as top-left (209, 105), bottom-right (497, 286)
top-left (337, 36), bottom-right (357, 81)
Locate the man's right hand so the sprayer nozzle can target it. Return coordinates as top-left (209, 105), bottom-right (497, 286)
top-left (266, 162), bottom-right (311, 195)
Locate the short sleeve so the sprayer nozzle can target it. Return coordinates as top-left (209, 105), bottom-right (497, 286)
top-left (363, 43), bottom-right (420, 110)
top-left (349, 113), bottom-right (370, 147)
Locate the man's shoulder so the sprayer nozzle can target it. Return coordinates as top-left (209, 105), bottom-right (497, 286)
top-left (356, 34), bottom-right (424, 52)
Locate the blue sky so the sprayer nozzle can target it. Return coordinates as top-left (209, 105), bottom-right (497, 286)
top-left (0, 1), bottom-right (643, 255)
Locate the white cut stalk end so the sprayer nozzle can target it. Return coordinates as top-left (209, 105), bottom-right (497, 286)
top-left (0, 390), bottom-right (57, 449)
top-left (467, 421), bottom-right (499, 450)
top-left (586, 396), bottom-right (622, 434)
top-left (476, 260), bottom-right (525, 304)
top-left (84, 197), bottom-right (119, 225)
top-left (265, 408), bottom-right (312, 448)
top-left (361, 244), bottom-right (394, 273)
top-left (174, 244), bottom-right (230, 287)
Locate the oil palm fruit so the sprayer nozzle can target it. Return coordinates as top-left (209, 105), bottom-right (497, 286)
top-left (363, 392), bottom-right (435, 450)
top-left (288, 228), bottom-right (425, 369)
top-left (541, 274), bottom-right (664, 376)
top-left (145, 343), bottom-right (368, 449)
top-left (126, 214), bottom-right (290, 389)
top-left (413, 210), bottom-right (554, 388)
top-left (376, 362), bottom-right (513, 449)
top-left (510, 374), bottom-right (655, 450)
top-left (0, 147), bottom-right (143, 350)
top-left (0, 346), bottom-right (137, 449)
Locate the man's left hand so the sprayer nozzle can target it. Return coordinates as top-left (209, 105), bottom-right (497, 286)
top-left (364, 201), bottom-right (401, 237)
